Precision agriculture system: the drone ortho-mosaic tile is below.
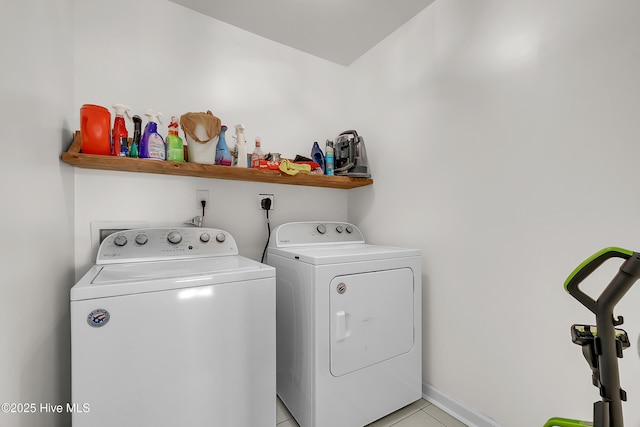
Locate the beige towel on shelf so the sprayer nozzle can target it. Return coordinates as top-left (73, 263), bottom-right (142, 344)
top-left (179, 110), bottom-right (221, 143)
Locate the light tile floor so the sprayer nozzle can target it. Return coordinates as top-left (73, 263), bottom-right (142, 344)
top-left (276, 397), bottom-right (468, 427)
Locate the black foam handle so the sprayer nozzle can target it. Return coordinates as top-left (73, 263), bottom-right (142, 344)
top-left (338, 130), bottom-right (359, 138)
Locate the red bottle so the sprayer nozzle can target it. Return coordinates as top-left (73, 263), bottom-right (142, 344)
top-left (80, 104), bottom-right (111, 155)
top-left (112, 104), bottom-right (131, 156)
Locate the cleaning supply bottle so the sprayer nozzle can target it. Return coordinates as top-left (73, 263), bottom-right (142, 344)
top-left (214, 125), bottom-right (232, 166)
top-left (165, 116), bottom-right (184, 162)
top-left (129, 115), bottom-right (141, 158)
top-left (251, 137), bottom-right (264, 168)
top-left (311, 141), bottom-right (325, 173)
top-left (111, 104), bottom-right (131, 156)
top-left (325, 139), bottom-right (334, 176)
top-left (234, 124), bottom-right (248, 168)
top-left (139, 109), bottom-right (165, 160)
top-left (80, 104), bottom-right (111, 155)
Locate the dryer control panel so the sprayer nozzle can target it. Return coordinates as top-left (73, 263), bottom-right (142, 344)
top-left (270, 221), bottom-right (365, 247)
top-left (97, 227), bottom-right (238, 264)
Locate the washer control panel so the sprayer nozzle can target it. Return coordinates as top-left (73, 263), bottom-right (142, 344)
top-left (97, 227), bottom-right (238, 264)
top-left (271, 221), bottom-right (364, 247)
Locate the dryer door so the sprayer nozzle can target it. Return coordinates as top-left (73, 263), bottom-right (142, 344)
top-left (329, 268), bottom-right (414, 377)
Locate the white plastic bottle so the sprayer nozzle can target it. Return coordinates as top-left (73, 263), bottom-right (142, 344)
top-left (234, 124), bottom-right (248, 168)
top-left (251, 137), bottom-right (264, 168)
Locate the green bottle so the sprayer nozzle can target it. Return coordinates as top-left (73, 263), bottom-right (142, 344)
top-left (166, 116), bottom-right (184, 162)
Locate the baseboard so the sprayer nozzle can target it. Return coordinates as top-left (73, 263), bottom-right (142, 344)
top-left (422, 383), bottom-right (502, 427)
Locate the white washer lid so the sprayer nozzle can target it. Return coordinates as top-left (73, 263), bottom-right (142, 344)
top-left (268, 243), bottom-right (419, 265)
top-left (71, 256), bottom-right (275, 301)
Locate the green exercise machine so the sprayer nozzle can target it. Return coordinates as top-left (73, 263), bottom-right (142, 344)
top-left (545, 247), bottom-right (640, 427)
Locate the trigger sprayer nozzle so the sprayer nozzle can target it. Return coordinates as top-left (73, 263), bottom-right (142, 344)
top-left (113, 104), bottom-right (132, 119)
top-left (144, 109), bottom-right (163, 125)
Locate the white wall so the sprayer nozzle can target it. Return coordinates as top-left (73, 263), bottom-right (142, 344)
top-left (349, 1), bottom-right (640, 425)
top-left (72, 0), bottom-right (353, 277)
top-left (0, 1), bottom-right (75, 426)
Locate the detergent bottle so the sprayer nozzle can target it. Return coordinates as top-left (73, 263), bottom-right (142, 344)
top-left (165, 116), bottom-right (184, 162)
top-left (111, 104), bottom-right (131, 156)
top-left (214, 125), bottom-right (232, 166)
top-left (311, 141), bottom-right (325, 173)
top-left (139, 109), bottom-right (165, 160)
top-left (80, 104), bottom-right (111, 155)
top-left (234, 124), bottom-right (248, 168)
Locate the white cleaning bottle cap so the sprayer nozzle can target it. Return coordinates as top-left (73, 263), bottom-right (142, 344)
top-left (113, 104), bottom-right (132, 119)
top-left (145, 109), bottom-right (163, 125)
top-left (234, 124), bottom-right (247, 145)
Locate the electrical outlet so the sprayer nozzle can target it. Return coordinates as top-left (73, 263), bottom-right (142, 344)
top-left (196, 190), bottom-right (209, 210)
top-left (258, 194), bottom-right (274, 210)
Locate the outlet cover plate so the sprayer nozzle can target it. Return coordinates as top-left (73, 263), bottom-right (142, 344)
top-left (258, 194), bottom-right (274, 210)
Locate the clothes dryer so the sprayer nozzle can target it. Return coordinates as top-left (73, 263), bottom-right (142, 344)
top-left (266, 221), bottom-right (421, 427)
top-left (71, 227), bottom-right (275, 427)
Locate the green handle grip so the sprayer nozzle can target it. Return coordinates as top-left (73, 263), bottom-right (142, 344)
top-left (564, 247), bottom-right (633, 314)
top-left (543, 417), bottom-right (591, 427)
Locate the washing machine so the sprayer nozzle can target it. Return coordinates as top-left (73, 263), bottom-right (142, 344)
top-left (266, 221), bottom-right (422, 427)
top-left (70, 227), bottom-right (275, 427)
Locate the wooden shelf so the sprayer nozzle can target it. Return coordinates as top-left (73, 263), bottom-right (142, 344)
top-left (61, 131), bottom-right (373, 189)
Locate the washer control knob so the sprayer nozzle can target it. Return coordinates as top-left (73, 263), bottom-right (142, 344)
top-left (135, 234), bottom-right (148, 245)
top-left (167, 231), bottom-right (182, 244)
top-left (114, 235), bottom-right (127, 247)
top-left (336, 225), bottom-right (344, 233)
top-left (200, 233), bottom-right (211, 243)
top-left (216, 233), bottom-right (226, 243)
top-left (317, 224), bottom-right (327, 234)
top-left (346, 225), bottom-right (354, 234)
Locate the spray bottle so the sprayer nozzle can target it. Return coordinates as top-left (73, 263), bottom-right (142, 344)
top-left (165, 116), bottom-right (184, 162)
top-left (111, 104), bottom-right (131, 156)
top-left (139, 109), bottom-right (165, 160)
top-left (129, 115), bottom-right (142, 158)
top-left (234, 124), bottom-right (248, 168)
top-left (215, 125), bottom-right (232, 166)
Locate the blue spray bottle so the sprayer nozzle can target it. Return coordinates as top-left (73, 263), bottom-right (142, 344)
top-left (139, 109), bottom-right (165, 160)
top-left (214, 125), bottom-right (232, 166)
